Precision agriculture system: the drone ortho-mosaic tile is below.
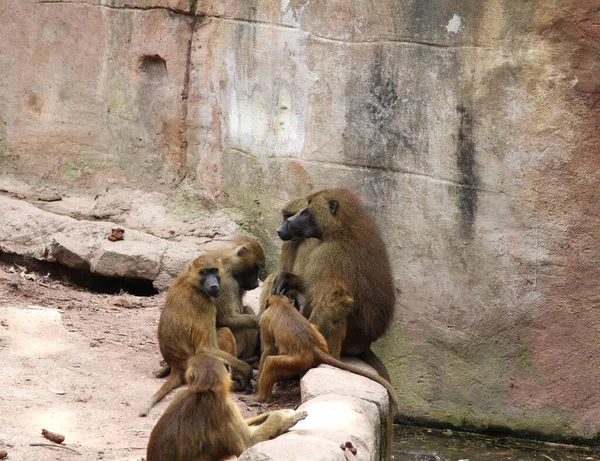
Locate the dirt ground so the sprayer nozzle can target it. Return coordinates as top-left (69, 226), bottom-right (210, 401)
top-left (0, 261), bottom-right (300, 461)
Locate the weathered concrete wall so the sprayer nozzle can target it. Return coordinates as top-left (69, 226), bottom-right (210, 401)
top-left (2, 0), bottom-right (600, 441)
top-left (188, 0), bottom-right (600, 440)
top-left (0, 0), bottom-right (193, 190)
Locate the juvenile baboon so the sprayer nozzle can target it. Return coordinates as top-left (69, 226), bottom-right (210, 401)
top-left (139, 255), bottom-right (253, 417)
top-left (146, 354), bottom-right (307, 461)
top-left (259, 198), bottom-right (320, 314)
top-left (280, 188), bottom-right (396, 380)
top-left (210, 235), bottom-right (265, 361)
top-left (257, 294), bottom-right (399, 411)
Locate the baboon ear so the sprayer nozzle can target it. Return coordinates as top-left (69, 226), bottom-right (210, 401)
top-left (237, 246), bottom-right (248, 257)
top-left (329, 200), bottom-right (339, 215)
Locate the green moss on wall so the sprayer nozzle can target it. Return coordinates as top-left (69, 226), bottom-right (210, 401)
top-left (59, 159), bottom-right (81, 182)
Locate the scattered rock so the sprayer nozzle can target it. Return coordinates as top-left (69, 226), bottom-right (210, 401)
top-left (36, 194), bottom-right (62, 202)
top-left (48, 234), bottom-right (92, 271)
top-left (41, 428), bottom-right (65, 444)
top-left (107, 228), bottom-right (125, 242)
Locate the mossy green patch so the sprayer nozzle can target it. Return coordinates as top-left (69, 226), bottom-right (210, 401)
top-left (77, 149), bottom-right (104, 172)
top-left (59, 159), bottom-right (81, 182)
top-left (514, 341), bottom-right (545, 383)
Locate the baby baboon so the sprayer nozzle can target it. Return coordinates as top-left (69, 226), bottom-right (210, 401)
top-left (209, 235), bottom-right (265, 362)
top-left (257, 295), bottom-right (399, 411)
top-left (280, 188), bottom-right (396, 379)
top-left (139, 255), bottom-right (252, 417)
top-left (146, 354), bottom-right (307, 461)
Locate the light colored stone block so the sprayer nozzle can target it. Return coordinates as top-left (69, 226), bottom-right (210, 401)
top-left (241, 394), bottom-right (381, 461)
top-left (301, 364), bottom-right (390, 417)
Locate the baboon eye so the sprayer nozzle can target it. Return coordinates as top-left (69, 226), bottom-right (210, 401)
top-left (224, 362), bottom-right (231, 372)
top-left (200, 269), bottom-right (207, 276)
top-left (329, 200), bottom-right (339, 214)
top-left (189, 373), bottom-right (196, 383)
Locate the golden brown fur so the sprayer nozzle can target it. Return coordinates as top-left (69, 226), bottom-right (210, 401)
top-left (281, 189), bottom-right (395, 380)
top-left (216, 327), bottom-right (237, 357)
top-left (140, 255), bottom-right (252, 417)
top-left (210, 235), bottom-right (265, 362)
top-left (147, 354), bottom-right (307, 461)
top-left (257, 295), bottom-right (399, 411)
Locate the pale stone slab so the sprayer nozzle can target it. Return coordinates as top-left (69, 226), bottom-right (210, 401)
top-left (42, 0), bottom-right (192, 12)
top-left (301, 364), bottom-right (390, 416)
top-left (240, 394), bottom-right (380, 461)
top-left (90, 239), bottom-right (166, 280)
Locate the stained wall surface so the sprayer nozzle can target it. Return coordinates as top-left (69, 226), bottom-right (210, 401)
top-left (2, 0), bottom-right (600, 440)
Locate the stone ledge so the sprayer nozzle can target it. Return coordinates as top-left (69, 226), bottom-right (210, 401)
top-left (0, 195), bottom-right (237, 291)
top-left (240, 363), bottom-right (391, 461)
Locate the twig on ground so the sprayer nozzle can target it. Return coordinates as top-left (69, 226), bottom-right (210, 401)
top-left (29, 443), bottom-right (82, 455)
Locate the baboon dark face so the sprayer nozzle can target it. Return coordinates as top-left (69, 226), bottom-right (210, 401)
top-left (276, 218), bottom-right (294, 241)
top-left (228, 238), bottom-right (265, 292)
top-left (201, 268), bottom-right (221, 298)
top-left (235, 264), bottom-right (260, 291)
top-left (277, 198), bottom-right (308, 241)
top-left (286, 206), bottom-right (321, 240)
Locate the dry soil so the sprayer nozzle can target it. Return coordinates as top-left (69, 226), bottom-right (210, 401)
top-left (0, 262), bottom-right (300, 460)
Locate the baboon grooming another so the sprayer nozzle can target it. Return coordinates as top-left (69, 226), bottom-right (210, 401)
top-left (154, 235), bottom-right (264, 378)
top-left (280, 188), bottom-right (396, 380)
top-left (146, 354), bottom-right (307, 461)
top-left (257, 294), bottom-right (399, 411)
top-left (139, 255), bottom-right (252, 417)
top-left (211, 235), bottom-right (265, 361)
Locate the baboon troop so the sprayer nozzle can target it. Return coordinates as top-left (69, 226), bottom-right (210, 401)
top-left (142, 188), bottom-right (398, 458)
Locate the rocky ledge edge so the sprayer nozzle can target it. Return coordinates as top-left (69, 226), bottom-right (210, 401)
top-left (241, 358), bottom-right (392, 461)
top-left (0, 195), bottom-right (237, 291)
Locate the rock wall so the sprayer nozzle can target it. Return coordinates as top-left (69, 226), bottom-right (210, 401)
top-left (2, 0), bottom-right (600, 441)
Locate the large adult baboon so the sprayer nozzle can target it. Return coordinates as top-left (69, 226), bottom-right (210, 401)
top-left (279, 188), bottom-right (396, 380)
top-left (258, 198), bottom-right (319, 315)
